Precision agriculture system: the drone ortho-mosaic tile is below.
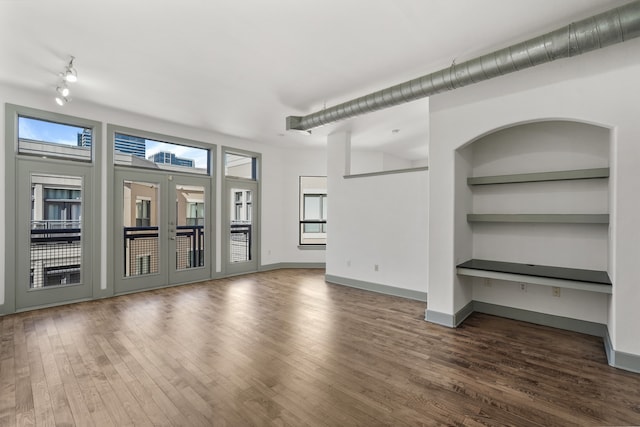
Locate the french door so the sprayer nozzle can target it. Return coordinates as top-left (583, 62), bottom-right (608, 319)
top-left (224, 179), bottom-right (259, 275)
top-left (114, 169), bottom-right (211, 293)
top-left (15, 159), bottom-right (95, 310)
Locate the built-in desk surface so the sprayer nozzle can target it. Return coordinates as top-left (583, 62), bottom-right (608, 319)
top-left (456, 259), bottom-right (612, 294)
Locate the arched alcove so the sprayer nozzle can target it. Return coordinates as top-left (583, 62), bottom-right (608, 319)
top-left (453, 120), bottom-right (611, 325)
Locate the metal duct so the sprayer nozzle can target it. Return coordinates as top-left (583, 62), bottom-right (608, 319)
top-left (286, 0), bottom-right (640, 131)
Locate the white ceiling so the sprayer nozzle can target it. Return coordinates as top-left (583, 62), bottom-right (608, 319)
top-left (0, 0), bottom-right (626, 159)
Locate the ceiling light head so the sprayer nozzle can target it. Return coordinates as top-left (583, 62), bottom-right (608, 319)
top-left (63, 56), bottom-right (77, 82)
top-left (57, 83), bottom-right (70, 97)
top-left (64, 66), bottom-right (77, 82)
top-left (55, 95), bottom-right (69, 106)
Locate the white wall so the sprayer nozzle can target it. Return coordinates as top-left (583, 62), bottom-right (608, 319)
top-left (350, 150), bottom-right (414, 175)
top-left (273, 148), bottom-right (327, 265)
top-left (428, 37), bottom-right (640, 355)
top-left (0, 84), bottom-right (324, 311)
top-left (326, 132), bottom-right (428, 294)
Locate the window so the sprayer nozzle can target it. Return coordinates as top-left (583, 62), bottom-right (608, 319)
top-left (225, 152), bottom-right (257, 180)
top-left (299, 176), bottom-right (327, 245)
top-left (44, 265), bottom-right (81, 287)
top-left (186, 202), bottom-right (204, 226)
top-left (18, 116), bottom-right (93, 161)
top-left (136, 255), bottom-right (151, 275)
top-left (136, 199), bottom-right (151, 227)
top-left (246, 191), bottom-right (252, 221)
top-left (113, 131), bottom-right (210, 175)
top-left (231, 190), bottom-right (253, 222)
top-left (234, 191), bottom-right (243, 220)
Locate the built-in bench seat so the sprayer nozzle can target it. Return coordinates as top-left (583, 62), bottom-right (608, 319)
top-left (456, 259), bottom-right (612, 294)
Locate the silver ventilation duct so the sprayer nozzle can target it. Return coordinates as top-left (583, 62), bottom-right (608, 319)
top-left (286, 0), bottom-right (640, 131)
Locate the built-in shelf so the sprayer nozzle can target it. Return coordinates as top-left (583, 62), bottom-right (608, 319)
top-left (467, 214), bottom-right (609, 224)
top-left (456, 259), bottom-right (612, 294)
top-left (467, 167), bottom-right (609, 186)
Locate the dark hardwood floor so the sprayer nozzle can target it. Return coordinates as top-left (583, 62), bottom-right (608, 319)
top-left (1, 269), bottom-right (639, 426)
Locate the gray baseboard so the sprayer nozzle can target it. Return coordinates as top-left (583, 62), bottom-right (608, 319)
top-left (427, 300), bottom-right (640, 373)
top-left (325, 274), bottom-right (427, 302)
top-left (424, 309), bottom-right (455, 327)
top-left (604, 328), bottom-right (640, 374)
top-left (455, 301), bottom-right (475, 325)
top-left (259, 262), bottom-right (326, 272)
top-left (473, 301), bottom-right (607, 337)
top-left (425, 300), bottom-right (474, 327)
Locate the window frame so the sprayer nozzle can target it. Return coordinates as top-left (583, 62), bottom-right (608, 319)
top-left (299, 176), bottom-right (327, 247)
top-left (16, 115), bottom-right (95, 163)
top-left (110, 125), bottom-right (212, 176)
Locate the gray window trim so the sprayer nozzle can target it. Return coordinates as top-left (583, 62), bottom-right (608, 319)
top-left (223, 146), bottom-right (260, 181)
top-left (222, 146), bottom-right (261, 275)
top-left (3, 103), bottom-right (102, 314)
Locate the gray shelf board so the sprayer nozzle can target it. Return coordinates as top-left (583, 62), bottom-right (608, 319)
top-left (456, 259), bottom-right (612, 294)
top-left (467, 168), bottom-right (609, 186)
top-left (467, 214), bottom-right (609, 224)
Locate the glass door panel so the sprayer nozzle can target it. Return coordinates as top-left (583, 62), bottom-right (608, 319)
top-left (225, 180), bottom-right (258, 275)
top-left (16, 161), bottom-right (94, 310)
top-left (30, 173), bottom-right (83, 289)
top-left (123, 180), bottom-right (160, 278)
top-left (175, 184), bottom-right (205, 271)
top-left (230, 187), bottom-right (252, 263)
top-left (168, 178), bottom-right (211, 284)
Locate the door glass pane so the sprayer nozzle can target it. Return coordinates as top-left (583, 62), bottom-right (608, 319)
top-left (123, 180), bottom-right (159, 277)
top-left (176, 185), bottom-right (205, 270)
top-left (30, 174), bottom-right (83, 288)
top-left (230, 188), bottom-right (252, 262)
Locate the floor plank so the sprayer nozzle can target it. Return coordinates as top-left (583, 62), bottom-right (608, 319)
top-left (1, 269), bottom-right (639, 426)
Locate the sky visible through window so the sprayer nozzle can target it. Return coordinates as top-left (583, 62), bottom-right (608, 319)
top-left (19, 117), bottom-right (209, 169)
top-left (19, 116), bottom-right (86, 145)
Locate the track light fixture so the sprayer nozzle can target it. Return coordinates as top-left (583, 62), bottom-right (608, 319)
top-left (57, 82), bottom-right (70, 98)
top-left (54, 56), bottom-right (77, 106)
top-left (63, 56), bottom-right (78, 83)
top-left (55, 96), bottom-right (69, 106)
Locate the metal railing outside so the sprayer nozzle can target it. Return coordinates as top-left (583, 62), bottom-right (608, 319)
top-left (30, 223), bottom-right (82, 288)
top-left (176, 225), bottom-right (205, 269)
top-left (230, 222), bottom-right (251, 262)
top-left (123, 225), bottom-right (205, 276)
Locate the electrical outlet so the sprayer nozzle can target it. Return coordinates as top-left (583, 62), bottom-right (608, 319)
top-left (483, 278), bottom-right (491, 287)
top-left (347, 260), bottom-right (351, 267)
top-left (520, 283), bottom-right (527, 292)
top-left (552, 287), bottom-right (561, 297)
top-left (374, 264), bottom-right (379, 272)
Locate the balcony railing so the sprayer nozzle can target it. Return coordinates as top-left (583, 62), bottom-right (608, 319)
top-left (123, 225), bottom-right (205, 276)
top-left (230, 222), bottom-right (251, 262)
top-left (31, 219), bottom-right (81, 230)
top-left (176, 225), bottom-right (205, 269)
top-left (30, 225), bottom-right (82, 288)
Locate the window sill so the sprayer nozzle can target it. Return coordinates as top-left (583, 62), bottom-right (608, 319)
top-left (298, 245), bottom-right (326, 250)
